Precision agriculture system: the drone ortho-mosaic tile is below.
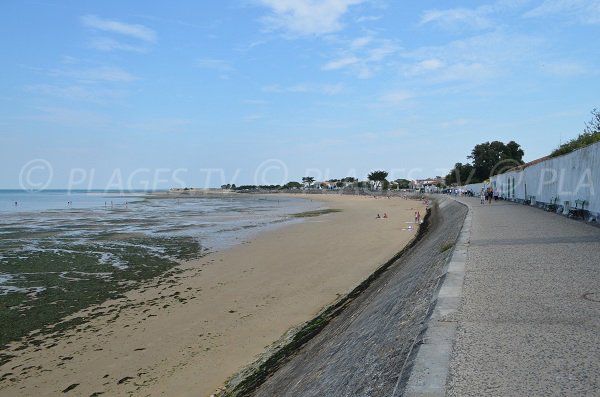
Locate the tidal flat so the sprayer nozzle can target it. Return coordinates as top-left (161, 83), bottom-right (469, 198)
top-left (0, 193), bottom-right (322, 363)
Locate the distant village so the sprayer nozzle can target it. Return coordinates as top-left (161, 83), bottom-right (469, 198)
top-left (169, 176), bottom-right (446, 194)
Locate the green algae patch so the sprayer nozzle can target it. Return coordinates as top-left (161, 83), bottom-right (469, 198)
top-left (0, 236), bottom-right (202, 350)
top-left (291, 209), bottom-right (342, 218)
top-left (440, 241), bottom-right (455, 253)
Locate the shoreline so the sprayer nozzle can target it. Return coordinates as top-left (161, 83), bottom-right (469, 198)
top-left (0, 193), bottom-right (426, 397)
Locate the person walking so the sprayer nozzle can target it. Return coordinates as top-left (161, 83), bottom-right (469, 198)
top-left (480, 189), bottom-right (485, 205)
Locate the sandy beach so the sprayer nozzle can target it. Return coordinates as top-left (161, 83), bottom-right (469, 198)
top-left (0, 193), bottom-right (425, 397)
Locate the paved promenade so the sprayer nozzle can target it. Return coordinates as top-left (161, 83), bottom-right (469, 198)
top-left (408, 197), bottom-right (600, 396)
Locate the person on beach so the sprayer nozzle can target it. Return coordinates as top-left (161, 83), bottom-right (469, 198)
top-left (417, 211), bottom-right (421, 224)
top-left (414, 211), bottom-right (418, 223)
top-left (383, 213), bottom-right (388, 218)
top-left (376, 213), bottom-right (381, 219)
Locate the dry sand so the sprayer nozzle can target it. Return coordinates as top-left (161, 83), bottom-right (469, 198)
top-left (0, 193), bottom-right (425, 397)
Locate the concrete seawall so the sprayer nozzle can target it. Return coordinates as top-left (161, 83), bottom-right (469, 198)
top-left (234, 197), bottom-right (468, 396)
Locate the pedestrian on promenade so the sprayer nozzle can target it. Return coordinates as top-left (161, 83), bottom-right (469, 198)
top-left (487, 188), bottom-right (493, 204)
top-left (480, 189), bottom-right (485, 205)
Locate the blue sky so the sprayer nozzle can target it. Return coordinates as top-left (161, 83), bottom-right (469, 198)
top-left (1, 0), bottom-right (599, 189)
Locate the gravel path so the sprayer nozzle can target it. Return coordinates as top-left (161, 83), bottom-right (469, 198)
top-left (249, 198), bottom-right (468, 397)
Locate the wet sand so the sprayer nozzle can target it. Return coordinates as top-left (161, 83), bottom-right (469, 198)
top-left (0, 193), bottom-right (425, 397)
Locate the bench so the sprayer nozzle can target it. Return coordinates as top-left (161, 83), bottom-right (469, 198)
top-left (545, 196), bottom-right (559, 212)
top-left (568, 199), bottom-right (588, 219)
top-left (523, 195), bottom-right (535, 205)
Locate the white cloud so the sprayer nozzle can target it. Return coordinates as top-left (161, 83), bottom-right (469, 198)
top-left (30, 106), bottom-right (110, 127)
top-left (356, 15), bottom-right (382, 22)
top-left (50, 67), bottom-right (137, 83)
top-left (257, 0), bottom-right (365, 36)
top-left (368, 42), bottom-right (397, 61)
top-left (524, 0), bottom-right (600, 24)
top-left (195, 58), bottom-right (235, 79)
top-left (401, 32), bottom-right (542, 83)
top-left (435, 62), bottom-right (490, 82)
top-left (24, 84), bottom-right (128, 103)
top-left (379, 90), bottom-right (413, 104)
top-left (350, 36), bottom-right (372, 49)
top-left (242, 99), bottom-right (270, 105)
top-left (420, 1), bottom-right (533, 30)
top-left (420, 59), bottom-right (444, 70)
top-left (322, 38), bottom-right (398, 78)
top-left (262, 83), bottom-right (345, 95)
top-left (541, 61), bottom-right (589, 76)
top-left (88, 37), bottom-right (148, 53)
top-left (81, 15), bottom-right (157, 42)
top-left (124, 118), bottom-right (192, 134)
top-left (421, 8), bottom-right (493, 29)
top-left (322, 56), bottom-right (360, 70)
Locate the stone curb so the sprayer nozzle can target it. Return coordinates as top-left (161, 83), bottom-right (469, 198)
top-left (403, 198), bottom-right (472, 397)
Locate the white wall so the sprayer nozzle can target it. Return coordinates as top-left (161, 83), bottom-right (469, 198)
top-left (456, 141), bottom-right (599, 219)
top-left (458, 182), bottom-right (489, 195)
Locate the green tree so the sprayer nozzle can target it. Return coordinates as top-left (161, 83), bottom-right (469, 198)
top-left (468, 140), bottom-right (524, 182)
top-left (367, 170), bottom-right (388, 190)
top-left (302, 176), bottom-right (315, 187)
top-left (445, 162), bottom-right (476, 186)
top-left (394, 178), bottom-right (411, 189)
top-left (284, 181), bottom-right (302, 189)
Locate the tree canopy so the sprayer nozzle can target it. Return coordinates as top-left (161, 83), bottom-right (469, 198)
top-left (367, 170), bottom-right (388, 189)
top-left (394, 178), bottom-right (411, 189)
top-left (301, 176), bottom-right (315, 186)
top-left (550, 108), bottom-right (600, 157)
top-left (445, 140), bottom-right (524, 185)
top-left (284, 181), bottom-right (302, 189)
top-left (468, 140), bottom-right (524, 182)
top-left (444, 162), bottom-right (475, 186)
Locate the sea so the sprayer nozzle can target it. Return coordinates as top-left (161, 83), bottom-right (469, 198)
top-left (0, 189), bottom-right (323, 349)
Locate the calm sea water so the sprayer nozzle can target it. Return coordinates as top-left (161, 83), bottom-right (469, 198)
top-left (0, 189), bottom-right (136, 212)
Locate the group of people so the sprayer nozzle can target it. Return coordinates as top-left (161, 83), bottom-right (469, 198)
top-left (376, 210), bottom-right (422, 222)
top-left (480, 187), bottom-right (497, 204)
